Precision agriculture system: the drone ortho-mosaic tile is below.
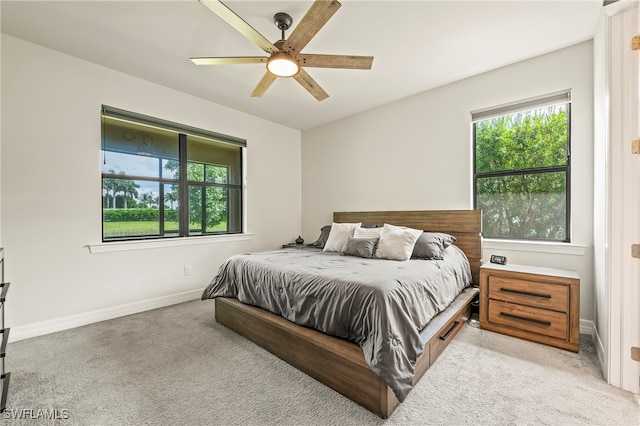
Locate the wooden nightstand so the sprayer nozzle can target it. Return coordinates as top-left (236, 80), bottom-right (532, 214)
top-left (479, 262), bottom-right (580, 352)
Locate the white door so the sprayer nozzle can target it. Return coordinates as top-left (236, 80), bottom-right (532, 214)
top-left (620, 4), bottom-right (639, 393)
top-left (632, 2), bottom-right (640, 393)
top-left (609, 3), bottom-right (640, 394)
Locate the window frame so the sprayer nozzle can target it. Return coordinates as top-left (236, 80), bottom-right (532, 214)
top-left (472, 91), bottom-right (572, 243)
top-left (101, 106), bottom-right (245, 242)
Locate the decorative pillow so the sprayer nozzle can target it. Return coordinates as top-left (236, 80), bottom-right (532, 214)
top-left (309, 225), bottom-right (332, 248)
top-left (412, 232), bottom-right (457, 260)
top-left (323, 222), bottom-right (362, 252)
top-left (375, 224), bottom-right (423, 261)
top-left (354, 226), bottom-right (383, 239)
top-left (342, 237), bottom-right (378, 258)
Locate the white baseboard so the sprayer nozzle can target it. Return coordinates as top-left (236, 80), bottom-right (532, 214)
top-left (593, 324), bottom-right (606, 380)
top-left (580, 319), bottom-right (606, 379)
top-left (580, 318), bottom-right (594, 336)
top-left (9, 289), bottom-right (203, 343)
top-left (576, 320), bottom-right (606, 374)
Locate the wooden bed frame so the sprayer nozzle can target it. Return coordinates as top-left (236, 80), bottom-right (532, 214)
top-left (214, 210), bottom-right (482, 418)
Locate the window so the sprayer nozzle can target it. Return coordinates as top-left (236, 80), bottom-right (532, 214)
top-left (473, 91), bottom-right (571, 242)
top-left (101, 106), bottom-right (244, 241)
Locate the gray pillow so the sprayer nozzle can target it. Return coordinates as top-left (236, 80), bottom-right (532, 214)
top-left (411, 232), bottom-right (457, 260)
top-left (310, 225), bottom-right (332, 248)
top-left (309, 224), bottom-right (377, 248)
top-left (342, 237), bottom-right (378, 258)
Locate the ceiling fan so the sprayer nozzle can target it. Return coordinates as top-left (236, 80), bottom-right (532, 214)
top-left (190, 0), bottom-right (374, 101)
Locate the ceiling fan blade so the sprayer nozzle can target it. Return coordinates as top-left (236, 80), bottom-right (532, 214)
top-left (251, 72), bottom-right (277, 98)
top-left (199, 0), bottom-right (278, 54)
top-left (296, 54), bottom-right (373, 70)
top-left (293, 68), bottom-right (329, 101)
top-left (282, 0), bottom-right (341, 55)
top-left (191, 57), bottom-right (268, 65)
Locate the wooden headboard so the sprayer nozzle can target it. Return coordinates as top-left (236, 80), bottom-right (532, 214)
top-left (333, 210), bottom-right (483, 285)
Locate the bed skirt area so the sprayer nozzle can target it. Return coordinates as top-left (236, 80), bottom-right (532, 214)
top-left (214, 286), bottom-right (478, 418)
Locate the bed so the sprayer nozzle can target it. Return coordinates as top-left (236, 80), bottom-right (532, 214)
top-left (202, 210), bottom-right (482, 418)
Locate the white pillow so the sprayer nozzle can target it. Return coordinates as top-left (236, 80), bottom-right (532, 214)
top-left (323, 222), bottom-right (362, 252)
top-left (353, 226), bottom-right (382, 238)
top-left (375, 224), bottom-right (423, 261)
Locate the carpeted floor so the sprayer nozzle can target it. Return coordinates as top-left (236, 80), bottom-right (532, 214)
top-left (3, 299), bottom-right (639, 425)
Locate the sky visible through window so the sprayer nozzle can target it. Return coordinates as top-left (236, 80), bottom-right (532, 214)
top-left (102, 151), bottom-right (171, 198)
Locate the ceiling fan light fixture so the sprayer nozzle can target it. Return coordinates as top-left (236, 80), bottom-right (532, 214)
top-left (266, 52), bottom-right (299, 77)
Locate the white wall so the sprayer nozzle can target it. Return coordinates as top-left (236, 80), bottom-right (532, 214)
top-left (302, 41), bottom-right (595, 322)
top-left (1, 35), bottom-right (301, 337)
top-left (0, 31), bottom-right (3, 247)
top-left (593, 10), bottom-right (610, 374)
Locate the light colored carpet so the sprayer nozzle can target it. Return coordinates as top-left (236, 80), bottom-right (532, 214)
top-left (4, 299), bottom-right (639, 425)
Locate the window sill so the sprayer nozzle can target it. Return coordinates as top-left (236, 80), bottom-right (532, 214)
top-left (87, 233), bottom-right (254, 254)
top-left (483, 239), bottom-right (586, 256)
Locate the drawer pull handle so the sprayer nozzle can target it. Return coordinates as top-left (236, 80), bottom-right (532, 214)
top-left (0, 283), bottom-right (9, 303)
top-left (499, 312), bottom-right (551, 327)
top-left (499, 287), bottom-right (551, 300)
top-left (0, 328), bottom-right (8, 356)
top-left (439, 321), bottom-right (460, 341)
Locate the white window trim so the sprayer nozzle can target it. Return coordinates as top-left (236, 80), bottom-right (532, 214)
top-left (483, 238), bottom-right (586, 256)
top-left (88, 233), bottom-right (253, 254)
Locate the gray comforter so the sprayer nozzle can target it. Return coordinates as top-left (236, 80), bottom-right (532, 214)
top-left (202, 244), bottom-right (472, 401)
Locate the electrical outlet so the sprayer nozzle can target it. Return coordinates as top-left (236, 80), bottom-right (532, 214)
top-left (184, 265), bottom-right (192, 276)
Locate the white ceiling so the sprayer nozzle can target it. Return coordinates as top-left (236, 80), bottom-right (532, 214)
top-left (1, 0), bottom-right (603, 130)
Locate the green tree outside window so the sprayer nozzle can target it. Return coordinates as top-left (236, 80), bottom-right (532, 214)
top-left (474, 99), bottom-right (570, 242)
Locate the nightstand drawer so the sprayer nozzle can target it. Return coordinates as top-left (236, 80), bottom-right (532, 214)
top-left (488, 300), bottom-right (567, 340)
top-left (488, 276), bottom-right (568, 312)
